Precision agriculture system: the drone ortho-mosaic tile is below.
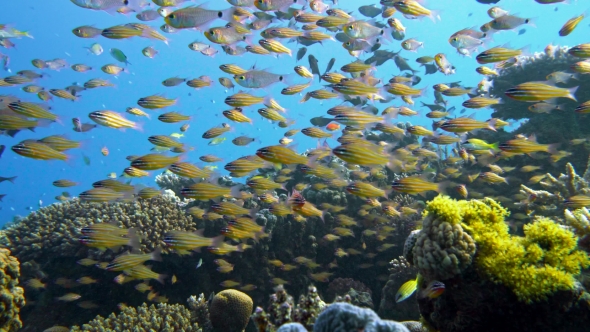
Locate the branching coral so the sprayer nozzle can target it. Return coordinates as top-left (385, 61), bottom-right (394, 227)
top-left (0, 249), bottom-right (25, 332)
top-left (517, 163), bottom-right (590, 218)
top-left (70, 302), bottom-right (201, 331)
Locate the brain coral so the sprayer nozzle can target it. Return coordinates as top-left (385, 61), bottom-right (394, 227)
top-left (70, 302), bottom-right (201, 331)
top-left (209, 289), bottom-right (253, 332)
top-left (0, 249), bottom-right (25, 332)
top-left (411, 196), bottom-right (477, 280)
top-left (0, 196), bottom-right (196, 263)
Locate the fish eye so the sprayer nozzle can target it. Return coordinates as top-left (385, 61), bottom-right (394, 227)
top-left (218, 11), bottom-right (223, 18)
top-left (209, 29), bottom-right (215, 35)
top-left (346, 42), bottom-right (351, 46)
top-left (239, 76), bottom-right (245, 80)
top-left (168, 14), bottom-right (175, 19)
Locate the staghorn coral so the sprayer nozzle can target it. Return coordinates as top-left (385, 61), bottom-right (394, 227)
top-left (70, 302), bottom-right (201, 331)
top-left (564, 207), bottom-right (590, 251)
top-left (0, 249), bottom-right (25, 332)
top-left (0, 196), bottom-right (197, 263)
top-left (209, 289), bottom-right (253, 332)
top-left (517, 162), bottom-right (590, 219)
top-left (411, 196), bottom-right (477, 280)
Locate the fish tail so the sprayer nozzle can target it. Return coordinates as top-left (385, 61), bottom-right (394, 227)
top-left (150, 247), bottom-right (163, 262)
top-left (156, 273), bottom-right (167, 284)
top-left (486, 118), bottom-right (498, 131)
top-left (211, 235), bottom-right (225, 248)
top-left (567, 85), bottom-right (579, 101)
top-left (490, 142), bottom-right (500, 151)
top-left (547, 143), bottom-right (561, 155)
top-left (127, 228), bottom-right (140, 252)
top-left (437, 180), bottom-right (451, 194)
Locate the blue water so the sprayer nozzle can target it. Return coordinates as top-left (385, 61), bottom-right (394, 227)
top-left (0, 0), bottom-right (586, 224)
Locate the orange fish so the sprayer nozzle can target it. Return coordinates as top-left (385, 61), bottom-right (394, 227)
top-left (326, 123), bottom-right (340, 131)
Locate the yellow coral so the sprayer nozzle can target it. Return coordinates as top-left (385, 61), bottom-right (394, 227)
top-left (427, 195), bottom-right (590, 303)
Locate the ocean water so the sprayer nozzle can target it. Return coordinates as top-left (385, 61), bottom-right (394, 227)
top-left (1, 0), bottom-right (590, 331)
top-left (2, 0), bottom-right (573, 223)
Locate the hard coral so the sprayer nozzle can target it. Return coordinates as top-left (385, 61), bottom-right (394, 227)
top-left (0, 196), bottom-right (196, 263)
top-left (411, 196), bottom-right (477, 280)
top-left (0, 249), bottom-right (25, 332)
top-left (209, 289), bottom-right (253, 332)
top-left (70, 302), bottom-right (201, 331)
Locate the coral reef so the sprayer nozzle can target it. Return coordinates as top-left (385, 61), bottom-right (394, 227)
top-left (187, 293), bottom-right (213, 331)
top-left (411, 196), bottom-right (477, 280)
top-left (313, 302), bottom-right (408, 332)
top-left (378, 257), bottom-right (419, 321)
top-left (490, 46), bottom-right (590, 173)
top-left (326, 278), bottom-right (371, 304)
top-left (0, 249), bottom-right (25, 332)
top-left (410, 195), bottom-right (590, 331)
top-left (209, 289), bottom-right (253, 332)
top-left (0, 196), bottom-right (197, 263)
top-left (276, 322), bottom-right (307, 332)
top-left (252, 285), bottom-right (326, 332)
top-left (399, 321), bottom-right (428, 332)
top-left (517, 163), bottom-right (590, 219)
top-left (70, 302), bottom-right (201, 331)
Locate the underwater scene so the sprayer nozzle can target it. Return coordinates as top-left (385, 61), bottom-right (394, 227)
top-left (3, 0), bottom-right (590, 331)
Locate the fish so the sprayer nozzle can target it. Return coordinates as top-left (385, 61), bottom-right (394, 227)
top-left (505, 82), bottom-right (578, 102)
top-left (89, 111), bottom-right (141, 131)
top-left (396, 278), bottom-right (418, 303)
top-left (391, 176), bottom-right (447, 196)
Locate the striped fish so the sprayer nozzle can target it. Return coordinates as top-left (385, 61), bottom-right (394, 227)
top-left (137, 95), bottom-right (177, 109)
top-left (131, 154), bottom-right (180, 170)
top-left (106, 249), bottom-right (162, 271)
top-left (256, 145), bottom-right (308, 164)
top-left (168, 162), bottom-right (211, 178)
top-left (391, 176), bottom-right (446, 195)
top-left (332, 143), bottom-right (388, 166)
top-left (12, 141), bottom-right (68, 161)
top-left (505, 82), bottom-right (578, 102)
top-left (8, 102), bottom-right (58, 121)
top-left (89, 111), bottom-right (140, 130)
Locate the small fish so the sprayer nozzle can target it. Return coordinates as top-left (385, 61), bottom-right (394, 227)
top-left (56, 293), bottom-right (81, 302)
top-left (559, 9), bottom-right (589, 37)
top-left (142, 46), bottom-right (158, 58)
top-left (396, 278), bottom-right (417, 303)
top-left (505, 82), bottom-right (578, 102)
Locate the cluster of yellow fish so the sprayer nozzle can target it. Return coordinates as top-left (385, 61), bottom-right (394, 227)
top-left (3, 0), bottom-right (590, 314)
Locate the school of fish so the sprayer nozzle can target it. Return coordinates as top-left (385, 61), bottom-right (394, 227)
top-left (2, 0), bottom-right (590, 319)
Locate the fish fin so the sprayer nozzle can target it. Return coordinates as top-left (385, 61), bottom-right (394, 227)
top-left (150, 247), bottom-right (163, 262)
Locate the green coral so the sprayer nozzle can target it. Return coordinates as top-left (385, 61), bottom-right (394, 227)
top-left (425, 195), bottom-right (590, 303)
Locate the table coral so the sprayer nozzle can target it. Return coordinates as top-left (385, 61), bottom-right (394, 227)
top-left (0, 249), bottom-right (25, 332)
